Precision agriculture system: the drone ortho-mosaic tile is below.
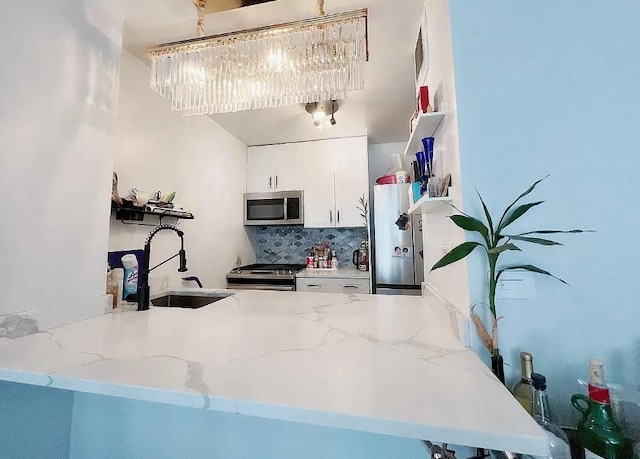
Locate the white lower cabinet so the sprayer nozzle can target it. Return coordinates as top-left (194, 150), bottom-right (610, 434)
top-left (296, 278), bottom-right (333, 293)
top-left (297, 277), bottom-right (370, 294)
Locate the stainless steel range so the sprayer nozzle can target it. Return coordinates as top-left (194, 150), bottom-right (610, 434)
top-left (226, 264), bottom-right (307, 291)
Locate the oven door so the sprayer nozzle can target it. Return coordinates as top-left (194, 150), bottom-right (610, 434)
top-left (227, 283), bottom-right (295, 292)
top-left (244, 191), bottom-right (303, 226)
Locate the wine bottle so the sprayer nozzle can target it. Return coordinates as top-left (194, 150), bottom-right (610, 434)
top-left (571, 360), bottom-right (634, 459)
top-left (531, 373), bottom-right (571, 459)
top-left (512, 351), bottom-right (535, 414)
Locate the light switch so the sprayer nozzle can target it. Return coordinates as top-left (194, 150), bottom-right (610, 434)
top-left (495, 271), bottom-right (535, 299)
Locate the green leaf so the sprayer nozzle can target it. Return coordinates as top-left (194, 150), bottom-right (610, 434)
top-left (503, 235), bottom-right (562, 246)
top-left (431, 242), bottom-right (484, 271)
top-left (488, 243), bottom-right (521, 254)
top-left (450, 215), bottom-right (491, 246)
top-left (498, 201), bottom-right (545, 233)
top-left (497, 175), bottom-right (549, 231)
top-left (496, 264), bottom-right (568, 285)
top-left (519, 229), bottom-right (595, 235)
top-left (476, 189), bottom-right (495, 241)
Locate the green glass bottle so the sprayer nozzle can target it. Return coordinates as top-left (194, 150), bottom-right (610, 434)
top-left (571, 360), bottom-right (634, 459)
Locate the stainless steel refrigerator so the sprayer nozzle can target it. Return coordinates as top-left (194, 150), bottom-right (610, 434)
top-left (372, 184), bottom-right (424, 295)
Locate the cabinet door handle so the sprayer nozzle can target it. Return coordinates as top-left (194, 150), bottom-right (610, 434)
top-left (269, 176), bottom-right (272, 189)
top-left (307, 284), bottom-right (321, 288)
top-left (275, 175), bottom-right (278, 189)
top-left (329, 210), bottom-right (333, 223)
top-left (337, 210), bottom-right (340, 224)
top-left (343, 285), bottom-right (359, 289)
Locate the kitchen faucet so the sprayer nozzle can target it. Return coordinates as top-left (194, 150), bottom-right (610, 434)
top-left (137, 224), bottom-right (187, 311)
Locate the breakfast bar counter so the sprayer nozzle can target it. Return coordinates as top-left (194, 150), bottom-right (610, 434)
top-left (0, 290), bottom-right (548, 457)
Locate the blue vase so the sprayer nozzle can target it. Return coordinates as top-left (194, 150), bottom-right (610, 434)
top-left (415, 151), bottom-right (426, 179)
top-left (421, 137), bottom-right (435, 177)
top-left (421, 137), bottom-right (435, 155)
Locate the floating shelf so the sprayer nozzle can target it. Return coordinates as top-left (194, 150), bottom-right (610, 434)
top-left (112, 206), bottom-right (194, 226)
top-left (407, 195), bottom-right (453, 215)
top-left (403, 112), bottom-right (445, 157)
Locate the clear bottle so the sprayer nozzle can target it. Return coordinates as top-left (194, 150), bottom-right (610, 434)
top-left (531, 373), bottom-right (571, 459)
top-left (571, 360), bottom-right (634, 459)
top-left (512, 351), bottom-right (535, 414)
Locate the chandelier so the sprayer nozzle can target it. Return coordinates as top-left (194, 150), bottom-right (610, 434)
top-left (146, 3), bottom-right (368, 115)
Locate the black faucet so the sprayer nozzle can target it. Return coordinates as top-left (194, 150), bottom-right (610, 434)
top-left (137, 224), bottom-right (187, 311)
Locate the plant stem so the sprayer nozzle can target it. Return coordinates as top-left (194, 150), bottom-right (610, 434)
top-left (488, 253), bottom-right (499, 357)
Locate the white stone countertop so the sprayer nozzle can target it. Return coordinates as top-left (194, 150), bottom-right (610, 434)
top-left (297, 267), bottom-right (371, 279)
top-left (0, 289), bottom-right (548, 456)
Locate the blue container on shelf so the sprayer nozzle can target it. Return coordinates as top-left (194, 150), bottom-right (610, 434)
top-left (412, 181), bottom-right (422, 202)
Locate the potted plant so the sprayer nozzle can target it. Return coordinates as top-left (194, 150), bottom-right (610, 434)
top-left (357, 193), bottom-right (369, 243)
top-left (430, 176), bottom-right (590, 383)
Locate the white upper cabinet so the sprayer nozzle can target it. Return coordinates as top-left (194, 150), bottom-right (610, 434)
top-left (246, 144), bottom-right (304, 193)
top-left (274, 143), bottom-right (304, 192)
top-left (334, 136), bottom-right (368, 228)
top-left (303, 140), bottom-right (336, 228)
top-left (303, 136), bottom-right (368, 229)
top-left (246, 137), bottom-right (369, 228)
top-left (246, 145), bottom-right (276, 193)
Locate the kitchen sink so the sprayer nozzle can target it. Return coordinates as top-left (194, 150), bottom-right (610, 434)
top-left (151, 292), bottom-right (234, 309)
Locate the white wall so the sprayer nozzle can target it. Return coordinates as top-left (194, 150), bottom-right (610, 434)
top-left (0, 1), bottom-right (124, 331)
top-left (448, 0), bottom-right (640, 425)
top-left (420, 0), bottom-right (469, 316)
top-left (108, 51), bottom-right (255, 289)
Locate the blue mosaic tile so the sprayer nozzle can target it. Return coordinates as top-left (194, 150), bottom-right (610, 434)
top-left (252, 226), bottom-right (366, 264)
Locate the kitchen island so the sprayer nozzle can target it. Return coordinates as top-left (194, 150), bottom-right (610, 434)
top-left (0, 290), bottom-right (548, 458)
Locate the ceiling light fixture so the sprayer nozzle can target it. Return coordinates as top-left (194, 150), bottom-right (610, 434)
top-left (306, 100), bottom-right (339, 129)
top-left (146, 1), bottom-right (368, 116)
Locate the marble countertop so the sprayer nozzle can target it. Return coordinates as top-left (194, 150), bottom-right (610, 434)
top-left (0, 289), bottom-right (547, 456)
top-left (297, 267), bottom-right (370, 279)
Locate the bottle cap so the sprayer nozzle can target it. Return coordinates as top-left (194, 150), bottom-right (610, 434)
top-left (531, 373), bottom-right (546, 391)
top-left (520, 351), bottom-right (532, 361)
top-left (589, 359), bottom-right (605, 385)
top-left (588, 359), bottom-right (611, 404)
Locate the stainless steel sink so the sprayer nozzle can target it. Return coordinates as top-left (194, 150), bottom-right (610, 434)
top-left (150, 292), bottom-right (234, 309)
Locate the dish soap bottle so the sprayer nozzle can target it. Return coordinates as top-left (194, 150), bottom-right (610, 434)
top-left (571, 360), bottom-right (634, 459)
top-left (512, 351), bottom-right (535, 414)
top-left (530, 373), bottom-right (571, 459)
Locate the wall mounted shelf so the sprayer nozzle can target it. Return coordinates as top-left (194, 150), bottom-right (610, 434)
top-left (403, 112), bottom-right (445, 157)
top-left (112, 206), bottom-right (194, 226)
top-left (407, 195), bottom-right (453, 215)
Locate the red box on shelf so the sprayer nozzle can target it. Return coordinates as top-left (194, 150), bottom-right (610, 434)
top-left (418, 86), bottom-right (431, 113)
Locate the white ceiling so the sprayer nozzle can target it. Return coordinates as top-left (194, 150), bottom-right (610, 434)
top-left (123, 0), bottom-right (424, 146)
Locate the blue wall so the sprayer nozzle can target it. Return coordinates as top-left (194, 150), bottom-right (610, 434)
top-left (70, 392), bottom-right (428, 459)
top-left (0, 381), bottom-right (74, 458)
top-left (449, 0), bottom-right (640, 425)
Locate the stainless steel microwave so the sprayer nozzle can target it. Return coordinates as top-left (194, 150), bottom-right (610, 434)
top-left (243, 191), bottom-right (304, 226)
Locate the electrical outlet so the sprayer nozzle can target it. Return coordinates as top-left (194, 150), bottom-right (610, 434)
top-left (495, 271), bottom-right (536, 299)
top-left (441, 244), bottom-right (451, 255)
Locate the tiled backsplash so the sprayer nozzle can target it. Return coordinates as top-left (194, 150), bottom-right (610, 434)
top-left (252, 226), bottom-right (367, 265)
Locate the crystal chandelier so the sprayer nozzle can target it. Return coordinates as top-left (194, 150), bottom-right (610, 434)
top-left (146, 5), bottom-right (368, 115)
